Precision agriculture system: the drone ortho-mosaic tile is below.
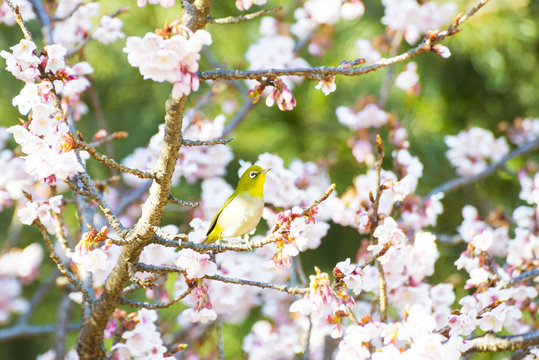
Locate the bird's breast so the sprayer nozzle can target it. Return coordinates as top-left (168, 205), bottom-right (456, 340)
top-left (217, 194), bottom-right (264, 239)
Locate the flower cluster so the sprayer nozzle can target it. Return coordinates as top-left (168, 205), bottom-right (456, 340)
top-left (176, 248), bottom-right (217, 279)
top-left (124, 28), bottom-right (211, 97)
top-left (236, 0), bottom-right (269, 11)
top-left (52, 0), bottom-right (100, 51)
top-left (336, 103), bottom-right (388, 131)
top-left (445, 127), bottom-right (509, 177)
top-left (291, 0), bottom-right (365, 56)
top-left (137, 0), bottom-right (175, 8)
top-left (180, 282), bottom-right (218, 324)
top-left (395, 62), bottom-right (420, 95)
top-left (381, 0), bottom-right (457, 44)
top-left (0, 0), bottom-right (35, 26)
top-left (1, 39), bottom-right (93, 182)
top-left (111, 309), bottom-right (173, 359)
top-left (94, 15), bottom-right (125, 45)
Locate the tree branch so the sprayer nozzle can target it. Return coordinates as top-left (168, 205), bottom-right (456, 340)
top-left (181, 138), bottom-right (233, 146)
top-left (464, 330), bottom-right (539, 354)
top-left (72, 137), bottom-right (155, 180)
top-left (198, 0), bottom-right (490, 82)
top-left (426, 137), bottom-right (539, 198)
top-left (0, 323), bottom-right (81, 343)
top-left (136, 263), bottom-right (309, 295)
top-left (499, 268), bottom-right (539, 289)
top-left (119, 283), bottom-right (195, 309)
top-left (207, 6), bottom-right (283, 25)
top-left (5, 0), bottom-right (33, 41)
top-left (75, 1), bottom-right (213, 357)
top-left (169, 194), bottom-right (199, 208)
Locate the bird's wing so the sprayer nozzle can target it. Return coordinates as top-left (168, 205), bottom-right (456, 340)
top-left (206, 191), bottom-right (237, 237)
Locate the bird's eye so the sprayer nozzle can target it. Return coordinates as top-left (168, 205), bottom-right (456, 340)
top-left (249, 171), bottom-right (257, 179)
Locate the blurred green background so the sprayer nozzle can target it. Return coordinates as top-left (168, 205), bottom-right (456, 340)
top-left (0, 0), bottom-right (537, 358)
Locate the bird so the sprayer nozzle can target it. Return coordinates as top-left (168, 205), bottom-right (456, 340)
top-left (204, 165), bottom-right (270, 243)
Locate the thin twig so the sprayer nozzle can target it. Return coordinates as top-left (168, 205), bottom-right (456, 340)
top-left (153, 184), bottom-right (335, 253)
top-left (136, 263), bottom-right (309, 295)
top-left (114, 180), bottom-right (152, 215)
top-left (77, 173), bottom-right (128, 237)
top-left (29, 0), bottom-right (53, 43)
top-left (426, 137), bottom-right (539, 198)
top-left (72, 137), bottom-right (155, 180)
top-left (18, 271), bottom-right (59, 325)
top-left (0, 323), bottom-right (81, 342)
top-left (435, 233), bottom-right (464, 244)
top-left (181, 138), bottom-right (233, 146)
top-left (207, 6), bottom-right (283, 25)
top-left (5, 0), bottom-right (33, 41)
top-left (368, 135), bottom-right (388, 322)
top-left (499, 268), bottom-right (539, 289)
top-left (119, 283), bottom-right (195, 309)
top-left (54, 295), bottom-right (72, 359)
top-left (89, 131), bottom-right (128, 148)
top-left (217, 319), bottom-right (225, 360)
top-left (222, 99), bottom-right (255, 136)
top-left (31, 210), bottom-right (89, 298)
top-left (199, 0), bottom-right (490, 82)
top-left (169, 194), bottom-right (199, 208)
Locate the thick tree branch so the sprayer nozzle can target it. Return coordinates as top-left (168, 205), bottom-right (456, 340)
top-left (76, 1), bottom-right (213, 358)
top-left (464, 330), bottom-right (539, 354)
top-left (427, 137), bottom-right (539, 198)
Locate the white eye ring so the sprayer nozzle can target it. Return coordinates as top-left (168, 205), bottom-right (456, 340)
top-left (249, 171), bottom-right (257, 179)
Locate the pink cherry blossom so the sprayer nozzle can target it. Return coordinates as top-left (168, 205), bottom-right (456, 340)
top-left (315, 76), bottom-right (337, 95)
top-left (124, 29), bottom-right (211, 96)
top-left (445, 127), bottom-right (509, 177)
top-left (0, 0), bottom-right (35, 26)
top-left (175, 248), bottom-right (217, 279)
top-left (94, 15), bottom-right (125, 44)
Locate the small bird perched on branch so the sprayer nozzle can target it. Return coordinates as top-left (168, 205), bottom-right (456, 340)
top-left (204, 165), bottom-right (270, 243)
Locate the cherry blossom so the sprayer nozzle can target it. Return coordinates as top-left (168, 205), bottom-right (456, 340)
top-left (137, 0), bottom-right (175, 8)
top-left (52, 1), bottom-right (99, 50)
top-left (94, 16), bottom-right (125, 44)
top-left (124, 29), bottom-right (211, 97)
top-left (111, 309), bottom-right (173, 359)
top-left (445, 127), bottom-right (509, 177)
top-left (0, 39), bottom-right (40, 82)
top-left (0, 277), bottom-right (28, 324)
top-left (175, 248), bottom-right (217, 279)
top-left (395, 62), bottom-right (420, 94)
top-left (0, 243), bottom-right (43, 282)
top-left (0, 0), bottom-right (35, 26)
top-left (336, 103), bottom-right (388, 130)
top-left (381, 0), bottom-right (456, 44)
top-left (235, 0), bottom-right (269, 11)
top-left (356, 39), bottom-right (381, 64)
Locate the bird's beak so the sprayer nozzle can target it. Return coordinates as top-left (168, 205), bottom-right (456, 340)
top-left (262, 168), bottom-right (271, 174)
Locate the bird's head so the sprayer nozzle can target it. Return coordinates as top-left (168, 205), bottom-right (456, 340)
top-left (237, 165), bottom-right (270, 197)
